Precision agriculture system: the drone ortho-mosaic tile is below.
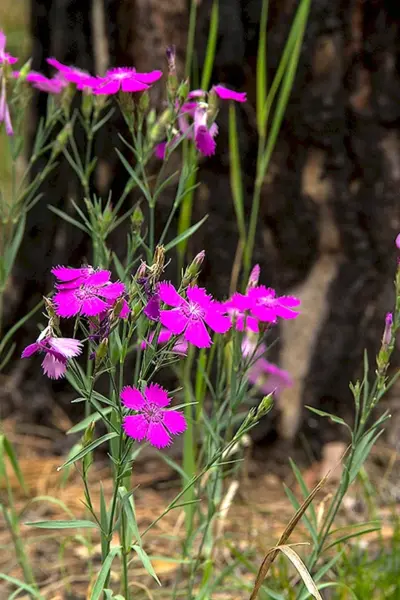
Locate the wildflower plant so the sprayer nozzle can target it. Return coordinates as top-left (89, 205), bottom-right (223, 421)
top-left (1, 0), bottom-right (399, 598)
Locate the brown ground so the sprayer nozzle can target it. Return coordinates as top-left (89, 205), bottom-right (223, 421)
top-left (1, 413), bottom-right (399, 600)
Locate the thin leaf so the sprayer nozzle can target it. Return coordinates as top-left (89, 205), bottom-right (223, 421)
top-left (0, 435), bottom-right (27, 493)
top-left (229, 103), bottom-right (246, 241)
top-left (115, 149), bottom-right (151, 203)
top-left (200, 0), bottom-right (219, 91)
top-left (306, 406), bottom-right (350, 429)
top-left (164, 214), bottom-right (208, 252)
top-left (0, 574), bottom-right (42, 599)
top-left (132, 544), bottom-right (161, 585)
top-left (58, 432), bottom-right (118, 469)
top-left (26, 519), bottom-right (98, 529)
top-left (90, 547), bottom-right (120, 600)
top-left (289, 458), bottom-right (317, 528)
top-left (66, 408), bottom-right (113, 434)
top-left (256, 0), bottom-right (269, 136)
top-left (349, 429), bottom-right (385, 484)
top-left (276, 545), bottom-right (322, 600)
top-left (48, 205), bottom-right (89, 233)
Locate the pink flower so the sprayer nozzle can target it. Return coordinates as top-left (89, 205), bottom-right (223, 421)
top-left (47, 58), bottom-right (101, 91)
top-left (93, 67), bottom-right (162, 95)
top-left (140, 328), bottom-right (188, 355)
top-left (159, 282), bottom-right (231, 348)
top-left (193, 103), bottom-right (217, 156)
top-left (26, 71), bottom-right (67, 94)
top-left (247, 286), bottom-right (300, 322)
top-left (0, 76), bottom-right (13, 135)
top-left (225, 292), bottom-right (259, 333)
top-left (212, 84), bottom-right (246, 103)
top-left (52, 265), bottom-right (126, 318)
top-left (21, 330), bottom-right (82, 379)
top-left (122, 383), bottom-right (187, 448)
top-left (396, 233), bottom-right (400, 250)
top-left (155, 141), bottom-right (167, 160)
top-left (0, 31), bottom-right (18, 65)
top-left (247, 264), bottom-right (260, 290)
top-left (242, 337), bottom-right (292, 395)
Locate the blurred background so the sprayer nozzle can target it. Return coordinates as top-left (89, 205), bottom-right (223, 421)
top-left (1, 1), bottom-right (400, 596)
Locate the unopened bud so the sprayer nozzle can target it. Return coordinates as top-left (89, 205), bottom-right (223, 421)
top-left (95, 338), bottom-right (108, 367)
top-left (208, 87), bottom-right (219, 118)
top-left (257, 394), bottom-right (274, 419)
top-left (382, 312), bottom-right (393, 349)
top-left (81, 92), bottom-right (93, 120)
top-left (246, 264), bottom-right (260, 291)
top-left (131, 205), bottom-right (144, 234)
top-left (139, 90), bottom-right (150, 113)
top-left (51, 123), bottom-right (71, 159)
top-left (166, 46), bottom-right (177, 75)
top-left (135, 261), bottom-right (147, 281)
top-left (82, 421), bottom-right (95, 447)
top-left (17, 60), bottom-right (32, 82)
top-left (177, 79), bottom-right (190, 104)
top-left (182, 250), bottom-right (206, 286)
top-left (152, 245), bottom-right (165, 276)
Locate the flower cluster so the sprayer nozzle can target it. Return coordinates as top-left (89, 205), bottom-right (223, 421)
top-left (21, 259), bottom-right (299, 448)
top-left (22, 265), bottom-right (127, 378)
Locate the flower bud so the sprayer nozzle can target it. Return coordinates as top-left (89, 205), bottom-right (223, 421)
top-left (50, 123), bottom-right (72, 160)
top-left (138, 90), bottom-right (150, 113)
top-left (95, 338), bottom-right (108, 367)
top-left (112, 297), bottom-right (126, 319)
top-left (256, 394), bottom-right (274, 419)
top-left (81, 92), bottom-right (93, 120)
top-left (246, 264), bottom-right (260, 291)
top-left (82, 420), bottom-right (95, 447)
top-left (382, 312), bottom-right (393, 349)
top-left (182, 250), bottom-right (206, 287)
top-left (131, 205), bottom-right (144, 235)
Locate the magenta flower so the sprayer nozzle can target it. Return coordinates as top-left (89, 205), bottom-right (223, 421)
top-left (247, 264), bottom-right (260, 290)
top-left (396, 233), bottom-right (400, 250)
top-left (52, 265), bottom-right (126, 318)
top-left (25, 71), bottom-right (67, 94)
top-left (47, 58), bottom-right (101, 91)
top-left (121, 383), bottom-right (187, 448)
top-left (158, 282), bottom-right (231, 348)
top-left (0, 31), bottom-right (18, 65)
top-left (0, 76), bottom-right (13, 135)
top-left (225, 293), bottom-right (259, 333)
top-left (247, 286), bottom-right (300, 322)
top-left (140, 328), bottom-right (188, 355)
top-left (93, 67), bottom-right (162, 95)
top-left (212, 84), bottom-right (246, 103)
top-left (21, 330), bottom-right (82, 379)
top-left (193, 103), bottom-right (217, 156)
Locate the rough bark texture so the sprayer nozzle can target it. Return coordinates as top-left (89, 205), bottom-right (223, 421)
top-left (4, 0), bottom-right (400, 456)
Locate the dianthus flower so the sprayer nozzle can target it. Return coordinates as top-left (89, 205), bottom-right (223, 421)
top-left (93, 67), bottom-right (162, 95)
top-left (47, 58), bottom-right (101, 91)
top-left (0, 31), bottom-right (18, 65)
top-left (25, 71), bottom-right (67, 94)
top-left (225, 292), bottom-right (259, 333)
top-left (155, 84), bottom-right (246, 159)
top-left (140, 328), bottom-right (188, 355)
top-left (247, 286), bottom-right (300, 322)
top-left (52, 265), bottom-right (126, 318)
top-left (0, 76), bottom-right (12, 135)
top-left (21, 328), bottom-right (82, 379)
top-left (396, 233), bottom-right (400, 250)
top-left (242, 337), bottom-right (292, 395)
top-left (158, 282), bottom-right (231, 348)
top-left (121, 383), bottom-right (186, 448)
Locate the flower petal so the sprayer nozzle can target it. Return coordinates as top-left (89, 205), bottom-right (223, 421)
top-left (54, 291), bottom-right (81, 317)
top-left (80, 296), bottom-right (109, 317)
top-left (121, 386), bottom-right (146, 410)
top-left (123, 414), bottom-right (148, 441)
top-left (51, 265), bottom-right (89, 281)
top-left (97, 281), bottom-right (126, 300)
top-left (135, 70), bottom-right (163, 84)
top-left (213, 85), bottom-right (247, 103)
top-left (186, 286), bottom-right (212, 308)
top-left (41, 354), bottom-right (67, 379)
top-left (158, 282), bottom-right (183, 307)
top-left (48, 337), bottom-right (82, 358)
top-left (121, 78), bottom-right (149, 93)
top-left (160, 308), bottom-right (187, 335)
top-left (163, 410), bottom-right (187, 435)
top-left (93, 79), bottom-right (120, 95)
top-left (204, 306), bottom-right (231, 334)
top-left (184, 319), bottom-right (211, 348)
top-left (195, 126), bottom-right (216, 156)
top-left (85, 270), bottom-right (111, 286)
top-left (147, 422), bottom-right (171, 448)
top-left (21, 342), bottom-right (40, 358)
top-left (145, 383), bottom-right (170, 408)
